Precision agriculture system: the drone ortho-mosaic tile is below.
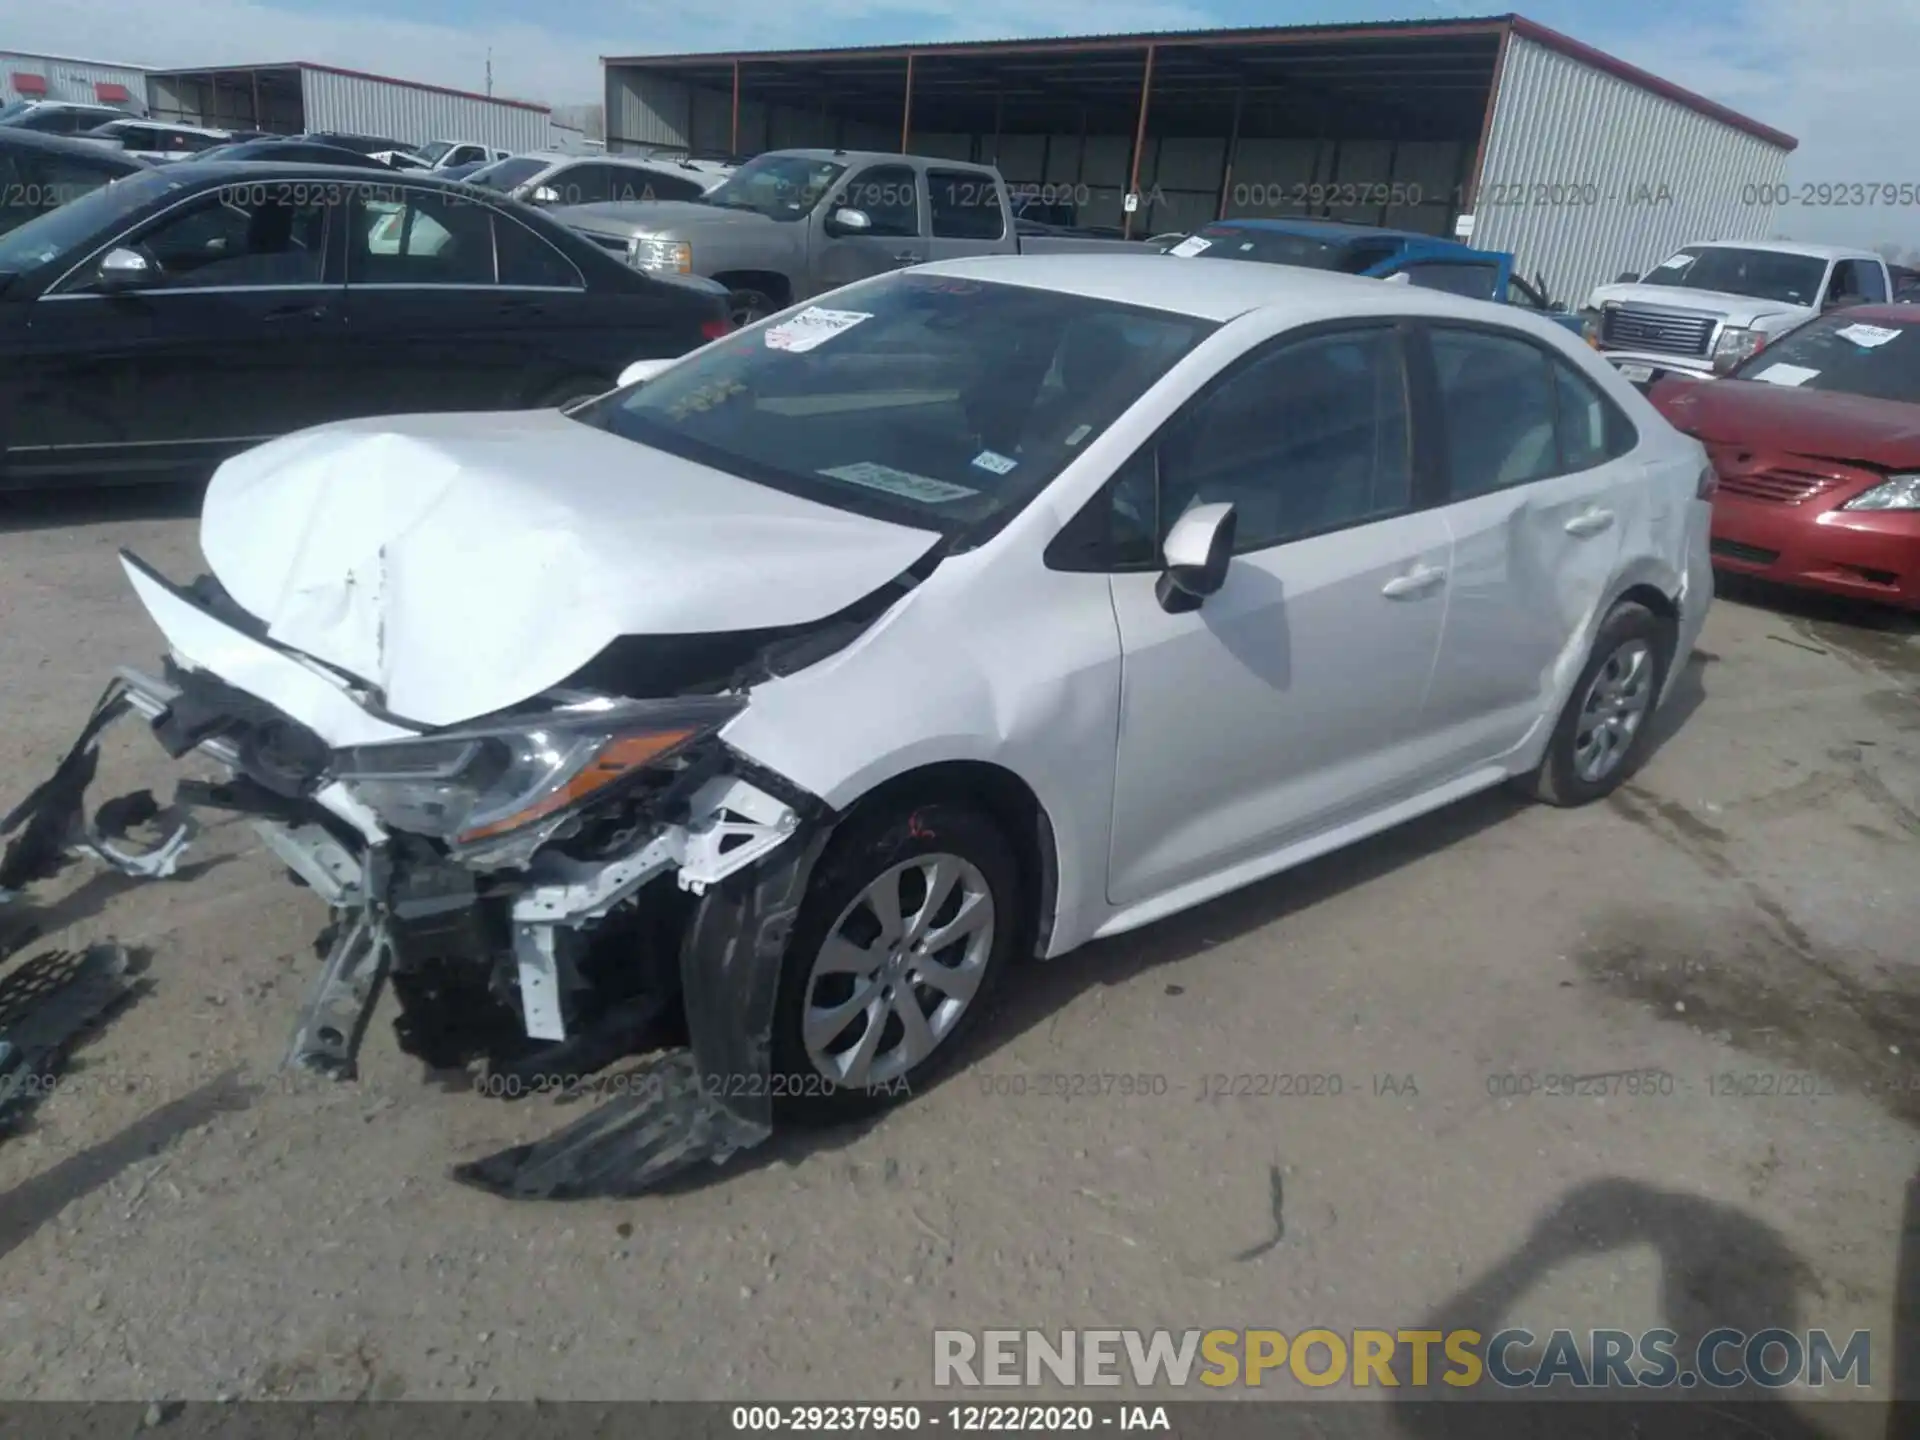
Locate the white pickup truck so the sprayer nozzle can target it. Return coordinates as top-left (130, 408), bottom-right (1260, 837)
top-left (1583, 240), bottom-right (1894, 384)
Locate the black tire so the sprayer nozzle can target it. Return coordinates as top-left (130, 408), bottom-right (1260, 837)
top-left (533, 376), bottom-right (609, 410)
top-left (1526, 601), bottom-right (1675, 807)
top-left (726, 288), bottom-right (776, 327)
top-left (770, 800), bottom-right (1021, 1125)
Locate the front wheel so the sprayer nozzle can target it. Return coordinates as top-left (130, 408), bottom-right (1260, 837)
top-left (1525, 601), bottom-right (1674, 806)
top-left (770, 801), bottom-right (1020, 1123)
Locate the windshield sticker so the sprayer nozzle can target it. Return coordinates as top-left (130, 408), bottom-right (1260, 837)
top-left (1835, 322), bottom-right (1903, 348)
top-left (1657, 254), bottom-right (1692, 270)
top-left (971, 449), bottom-right (1019, 476)
top-left (1168, 235), bottom-right (1212, 258)
top-left (821, 462), bottom-right (979, 504)
top-left (764, 307), bottom-right (872, 353)
top-left (1064, 424), bottom-right (1093, 447)
top-left (1754, 363), bottom-right (1820, 387)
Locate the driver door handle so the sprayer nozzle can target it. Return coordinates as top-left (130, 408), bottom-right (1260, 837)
top-left (1381, 563), bottom-right (1447, 599)
top-left (1565, 507), bottom-right (1616, 538)
top-left (263, 302), bottom-right (330, 322)
top-left (892, 251), bottom-right (923, 264)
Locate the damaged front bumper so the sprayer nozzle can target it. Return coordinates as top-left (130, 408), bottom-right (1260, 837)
top-left (0, 557), bottom-right (835, 1199)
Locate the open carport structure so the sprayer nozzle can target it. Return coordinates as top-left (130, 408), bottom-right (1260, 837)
top-left (604, 13), bottom-right (1796, 304)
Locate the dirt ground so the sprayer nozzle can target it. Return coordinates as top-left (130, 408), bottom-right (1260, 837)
top-left (0, 486), bottom-right (1915, 1425)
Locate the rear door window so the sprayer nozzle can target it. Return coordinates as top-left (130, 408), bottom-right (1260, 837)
top-left (349, 189), bottom-right (495, 285)
top-left (1428, 326), bottom-right (1561, 497)
top-left (929, 168), bottom-right (1005, 241)
top-left (495, 213), bottom-right (583, 288)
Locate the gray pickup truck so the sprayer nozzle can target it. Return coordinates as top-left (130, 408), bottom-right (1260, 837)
top-left (553, 148), bottom-right (1153, 327)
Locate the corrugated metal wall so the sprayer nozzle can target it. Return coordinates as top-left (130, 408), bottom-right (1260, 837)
top-left (608, 67), bottom-right (902, 156)
top-left (1474, 33), bottom-right (1791, 305)
top-left (1, 52), bottom-right (147, 113)
top-left (149, 74), bottom-right (303, 131)
top-left (300, 68), bottom-right (550, 150)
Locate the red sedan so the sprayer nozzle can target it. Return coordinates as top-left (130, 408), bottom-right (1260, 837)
top-left (1649, 304), bottom-right (1920, 609)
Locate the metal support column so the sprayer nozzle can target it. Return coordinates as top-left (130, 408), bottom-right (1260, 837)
top-left (900, 53), bottom-right (915, 152)
top-left (1217, 83), bottom-right (1245, 220)
top-left (731, 60), bottom-right (741, 154)
top-left (1123, 44), bottom-right (1157, 240)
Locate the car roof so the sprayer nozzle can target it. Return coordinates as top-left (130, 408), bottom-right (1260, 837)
top-left (1687, 239), bottom-right (1881, 262)
top-left (1205, 217), bottom-right (1439, 246)
top-left (0, 125), bottom-right (147, 162)
top-left (101, 118), bottom-right (230, 137)
top-left (915, 252), bottom-right (1520, 324)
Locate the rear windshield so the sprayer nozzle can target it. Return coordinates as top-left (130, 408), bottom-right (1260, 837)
top-left (468, 157), bottom-right (546, 191)
top-left (1640, 247), bottom-right (1828, 306)
top-left (570, 270), bottom-right (1216, 540)
top-left (1174, 225), bottom-right (1395, 275)
top-left (1734, 313), bottom-right (1920, 402)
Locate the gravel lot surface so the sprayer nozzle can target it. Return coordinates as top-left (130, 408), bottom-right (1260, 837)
top-left (1, 487), bottom-right (1915, 1431)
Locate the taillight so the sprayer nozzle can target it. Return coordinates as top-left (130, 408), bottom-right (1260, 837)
top-left (700, 317), bottom-right (733, 342)
top-left (1696, 464), bottom-right (1719, 500)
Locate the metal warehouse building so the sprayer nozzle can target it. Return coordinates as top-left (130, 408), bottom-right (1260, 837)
top-left (2, 50), bottom-right (147, 114)
top-left (603, 13), bottom-right (1795, 303)
top-left (145, 62), bottom-right (552, 152)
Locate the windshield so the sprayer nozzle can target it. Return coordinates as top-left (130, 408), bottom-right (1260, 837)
top-left (413, 141), bottom-right (454, 165)
top-left (701, 153), bottom-right (846, 220)
top-left (467, 156), bottom-right (546, 192)
top-left (0, 168), bottom-right (182, 276)
top-left (1640, 246), bottom-right (1828, 306)
top-left (1733, 312), bottom-right (1920, 402)
top-left (1176, 226), bottom-right (1378, 275)
top-left (569, 271), bottom-right (1215, 536)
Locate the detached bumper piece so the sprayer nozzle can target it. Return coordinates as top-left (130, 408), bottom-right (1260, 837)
top-left (0, 943), bottom-right (135, 1134)
top-left (451, 1050), bottom-right (765, 1199)
top-left (0, 677), bottom-right (197, 899)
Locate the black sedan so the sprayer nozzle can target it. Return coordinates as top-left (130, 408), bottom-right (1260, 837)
top-left (0, 163), bottom-right (732, 487)
top-left (0, 127), bottom-right (147, 238)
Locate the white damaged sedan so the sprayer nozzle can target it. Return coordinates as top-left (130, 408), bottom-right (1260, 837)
top-left (0, 254), bottom-right (1714, 1197)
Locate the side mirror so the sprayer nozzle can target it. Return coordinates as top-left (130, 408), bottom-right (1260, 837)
top-left (824, 206), bottom-right (872, 237)
top-left (1155, 502), bottom-right (1237, 614)
top-left (616, 357), bottom-right (677, 389)
top-left (97, 246), bottom-right (155, 292)
top-left (1615, 270), bottom-right (1640, 284)
top-left (529, 185), bottom-right (560, 206)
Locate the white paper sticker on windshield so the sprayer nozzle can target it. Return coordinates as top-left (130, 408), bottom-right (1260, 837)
top-left (971, 449), bottom-right (1018, 475)
top-left (1064, 424), bottom-right (1093, 447)
top-left (1657, 254), bottom-right (1692, 270)
top-left (1168, 235), bottom-right (1212, 258)
top-left (821, 462), bottom-right (978, 504)
top-left (1836, 323), bottom-right (1903, 348)
top-left (764, 307), bottom-right (872, 353)
top-left (1755, 363), bottom-right (1820, 387)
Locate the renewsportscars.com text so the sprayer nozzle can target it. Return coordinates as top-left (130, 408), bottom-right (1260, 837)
top-left (932, 1328), bottom-right (1871, 1390)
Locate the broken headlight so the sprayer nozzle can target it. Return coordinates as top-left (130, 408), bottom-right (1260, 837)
top-left (331, 694), bottom-right (744, 846)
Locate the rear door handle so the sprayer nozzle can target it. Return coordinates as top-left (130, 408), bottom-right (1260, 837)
top-left (893, 251), bottom-right (923, 264)
top-left (1381, 563), bottom-right (1447, 599)
top-left (1565, 507), bottom-right (1616, 538)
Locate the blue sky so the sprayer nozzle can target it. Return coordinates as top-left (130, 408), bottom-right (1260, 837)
top-left (2, 0), bottom-right (1910, 250)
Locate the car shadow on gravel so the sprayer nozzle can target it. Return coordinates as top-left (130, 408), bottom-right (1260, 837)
top-left (1714, 572), bottom-right (1920, 677)
top-left (0, 481), bottom-right (206, 536)
top-left (0, 1067), bottom-right (256, 1263)
top-left (1385, 1175), bottom-right (1861, 1439)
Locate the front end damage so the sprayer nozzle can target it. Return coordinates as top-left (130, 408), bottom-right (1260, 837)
top-left (0, 553), bottom-right (850, 1199)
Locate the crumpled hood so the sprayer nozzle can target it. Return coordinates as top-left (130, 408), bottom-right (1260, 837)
top-left (1587, 282), bottom-right (1808, 331)
top-left (197, 410), bottom-right (942, 728)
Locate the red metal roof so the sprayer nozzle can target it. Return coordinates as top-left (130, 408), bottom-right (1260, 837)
top-left (143, 61), bottom-right (550, 114)
top-left (603, 12), bottom-right (1795, 153)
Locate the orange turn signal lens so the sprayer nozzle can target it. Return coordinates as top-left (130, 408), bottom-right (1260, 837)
top-left (454, 728), bottom-right (695, 843)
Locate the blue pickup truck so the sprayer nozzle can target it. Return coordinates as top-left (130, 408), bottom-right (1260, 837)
top-left (1161, 217), bottom-right (1584, 333)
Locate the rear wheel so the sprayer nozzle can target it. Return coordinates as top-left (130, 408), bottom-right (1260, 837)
top-left (1526, 601), bottom-right (1674, 806)
top-left (726, 288), bottom-right (776, 327)
top-left (770, 801), bottom-right (1019, 1124)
